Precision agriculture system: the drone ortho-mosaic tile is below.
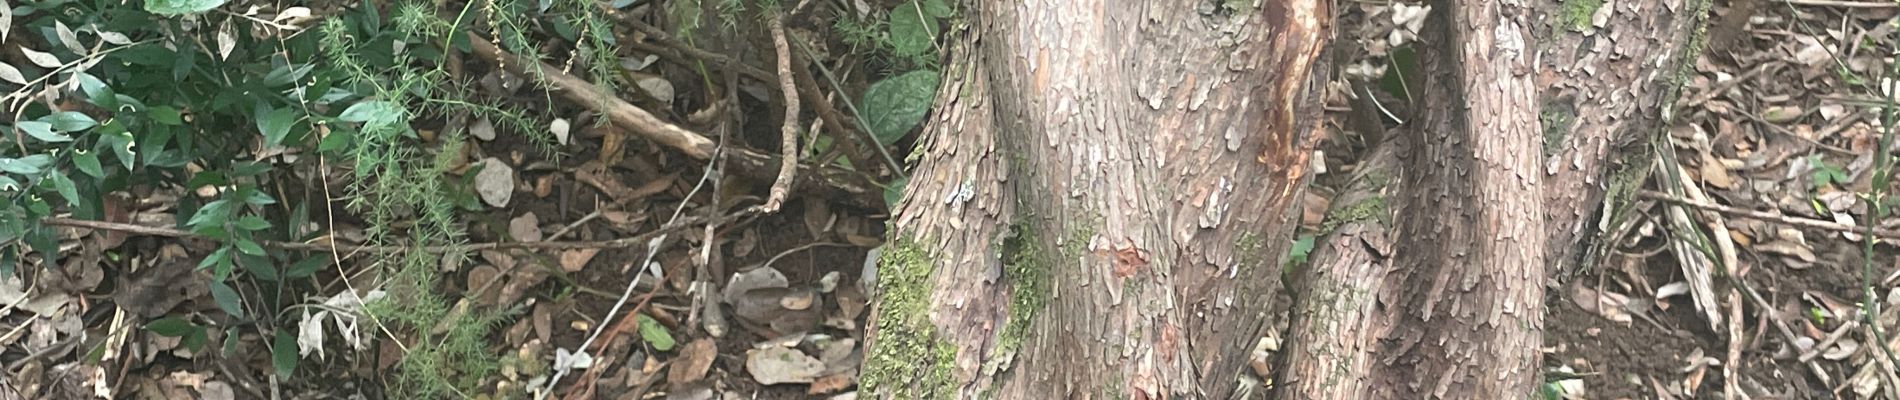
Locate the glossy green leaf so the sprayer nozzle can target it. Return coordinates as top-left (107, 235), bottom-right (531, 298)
top-left (636, 314), bottom-right (675, 351)
top-left (256, 105), bottom-right (297, 146)
top-left (0, 156), bottom-right (49, 175)
top-left (236, 239), bottom-right (265, 256)
top-left (239, 187), bottom-right (276, 205)
top-left (145, 316), bottom-right (198, 337)
top-left (317, 127), bottom-right (354, 153)
top-left (76, 73), bottom-right (114, 108)
top-left (236, 215), bottom-right (270, 231)
top-left (860, 69), bottom-right (940, 145)
top-left (272, 331), bottom-right (297, 377)
top-left (16, 121), bottom-right (69, 142)
top-left (147, 106), bottom-right (183, 125)
top-left (41, 111), bottom-right (97, 132)
top-left (262, 63), bottom-right (314, 87)
top-left (210, 280), bottom-right (244, 319)
top-left (231, 161), bottom-right (271, 177)
top-left (182, 329), bottom-right (209, 352)
top-left (97, 130), bottom-right (136, 170)
top-left (338, 100), bottom-right (400, 123)
top-left (72, 149), bottom-right (103, 178)
top-left (44, 170), bottom-right (78, 207)
top-left (197, 247), bottom-right (230, 271)
top-left (285, 255), bottom-right (326, 279)
top-left (187, 199), bottom-right (232, 228)
top-left (241, 251), bottom-right (278, 281)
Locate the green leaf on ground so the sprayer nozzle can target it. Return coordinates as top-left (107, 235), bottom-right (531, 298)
top-left (637, 314), bottom-right (676, 351)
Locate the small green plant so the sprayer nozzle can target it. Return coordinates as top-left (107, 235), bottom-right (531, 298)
top-left (1807, 154), bottom-right (1850, 189)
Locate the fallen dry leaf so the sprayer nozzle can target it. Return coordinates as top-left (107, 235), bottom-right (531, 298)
top-left (747, 346), bottom-right (825, 385)
top-left (467, 265), bottom-right (502, 305)
top-left (560, 249), bottom-right (600, 272)
top-left (666, 338), bottom-right (717, 385)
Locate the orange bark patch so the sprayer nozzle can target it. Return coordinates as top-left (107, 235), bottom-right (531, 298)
top-left (1111, 240), bottom-right (1149, 278)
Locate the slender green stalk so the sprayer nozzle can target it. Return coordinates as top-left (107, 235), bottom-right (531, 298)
top-left (1862, 14), bottom-right (1900, 381)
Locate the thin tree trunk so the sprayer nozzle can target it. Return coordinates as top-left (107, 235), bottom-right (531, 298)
top-left (860, 0), bottom-right (1329, 398)
top-left (1275, 0), bottom-right (1709, 396)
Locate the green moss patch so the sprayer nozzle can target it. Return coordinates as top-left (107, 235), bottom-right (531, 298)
top-left (861, 239), bottom-right (960, 398)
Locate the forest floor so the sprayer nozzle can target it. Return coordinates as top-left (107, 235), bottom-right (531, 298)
top-left (1530, 0), bottom-right (1900, 398)
top-left (2, 0), bottom-right (1898, 399)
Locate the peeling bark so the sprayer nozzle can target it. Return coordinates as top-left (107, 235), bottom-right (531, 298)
top-left (861, 0), bottom-right (1330, 398)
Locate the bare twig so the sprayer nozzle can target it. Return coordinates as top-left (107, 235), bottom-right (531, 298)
top-left (792, 38), bottom-right (909, 180)
top-left (1635, 191), bottom-right (1900, 239)
top-left (761, 12), bottom-right (800, 213)
top-left (467, 32), bottom-right (719, 159)
top-left (789, 38), bottom-right (882, 177)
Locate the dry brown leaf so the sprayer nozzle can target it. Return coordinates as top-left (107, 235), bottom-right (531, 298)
top-left (560, 249), bottom-right (600, 272)
top-left (666, 338), bottom-right (717, 385)
top-left (1569, 283), bottom-right (1633, 324)
top-left (747, 346), bottom-right (825, 385)
top-left (533, 302), bottom-right (554, 342)
top-left (467, 265), bottom-right (501, 306)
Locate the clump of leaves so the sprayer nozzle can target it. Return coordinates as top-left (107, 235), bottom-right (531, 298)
top-left (2, 0), bottom-right (556, 396)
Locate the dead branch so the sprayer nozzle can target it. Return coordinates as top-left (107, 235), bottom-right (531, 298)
top-left (468, 32), bottom-right (718, 159)
top-left (760, 12), bottom-right (800, 213)
top-left (463, 33), bottom-right (885, 209)
top-left (1637, 190), bottom-right (1900, 239)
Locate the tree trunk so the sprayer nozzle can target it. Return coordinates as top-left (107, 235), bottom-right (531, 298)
top-left (859, 0), bottom-right (1329, 398)
top-left (1276, 0), bottom-right (1709, 396)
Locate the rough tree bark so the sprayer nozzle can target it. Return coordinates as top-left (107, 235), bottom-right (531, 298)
top-left (1276, 0), bottom-right (1708, 396)
top-left (858, 0), bottom-right (1328, 398)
